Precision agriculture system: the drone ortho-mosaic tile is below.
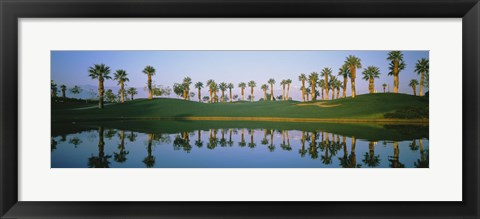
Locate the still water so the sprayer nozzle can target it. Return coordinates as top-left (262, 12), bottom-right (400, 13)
top-left (51, 121), bottom-right (428, 168)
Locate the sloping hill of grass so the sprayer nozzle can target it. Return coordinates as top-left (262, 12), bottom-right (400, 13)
top-left (52, 93), bottom-right (428, 123)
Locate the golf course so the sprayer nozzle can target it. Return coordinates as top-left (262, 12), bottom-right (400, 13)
top-left (52, 93), bottom-right (428, 123)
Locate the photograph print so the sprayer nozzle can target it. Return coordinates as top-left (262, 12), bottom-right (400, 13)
top-left (51, 50), bottom-right (429, 168)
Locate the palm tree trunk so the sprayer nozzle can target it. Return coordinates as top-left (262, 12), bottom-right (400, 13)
top-left (286, 84), bottom-right (290, 100)
top-left (420, 71), bottom-right (424, 96)
top-left (311, 81), bottom-right (316, 100)
top-left (209, 90), bottom-right (212, 103)
top-left (270, 84), bottom-right (274, 101)
top-left (282, 85), bottom-right (285, 100)
top-left (331, 89), bottom-right (334, 100)
top-left (301, 81), bottom-right (305, 102)
top-left (263, 90), bottom-right (267, 100)
top-left (229, 89), bottom-right (233, 102)
top-left (250, 87), bottom-right (254, 102)
top-left (393, 61), bottom-right (399, 93)
top-left (336, 88), bottom-right (340, 99)
top-left (131, 94), bottom-right (134, 100)
top-left (147, 75), bottom-right (152, 100)
top-left (221, 90), bottom-right (225, 102)
top-left (98, 77), bottom-right (104, 109)
top-left (350, 67), bottom-right (356, 98)
top-left (241, 88), bottom-right (245, 101)
top-left (343, 76), bottom-right (348, 98)
top-left (120, 82), bottom-right (125, 103)
top-left (198, 88), bottom-right (201, 102)
top-left (321, 88), bottom-right (324, 100)
top-left (306, 93), bottom-right (309, 101)
top-left (369, 78), bottom-right (374, 93)
top-left (412, 86), bottom-right (416, 96)
top-left (325, 75), bottom-right (329, 100)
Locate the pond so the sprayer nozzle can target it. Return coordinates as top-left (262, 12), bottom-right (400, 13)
top-left (51, 120), bottom-right (429, 168)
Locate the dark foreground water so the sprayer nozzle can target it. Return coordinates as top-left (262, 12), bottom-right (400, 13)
top-left (51, 121), bottom-right (429, 168)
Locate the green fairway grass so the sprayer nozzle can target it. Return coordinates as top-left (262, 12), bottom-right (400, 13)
top-left (52, 93), bottom-right (428, 123)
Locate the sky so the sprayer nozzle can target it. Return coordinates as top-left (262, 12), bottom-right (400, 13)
top-left (51, 50), bottom-right (429, 100)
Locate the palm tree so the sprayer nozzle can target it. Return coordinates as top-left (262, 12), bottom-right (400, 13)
top-left (305, 87), bottom-right (311, 101)
top-left (51, 80), bottom-right (58, 97)
top-left (60, 85), bottom-right (67, 98)
top-left (333, 78), bottom-right (342, 99)
top-left (261, 84), bottom-right (269, 101)
top-left (194, 82), bottom-right (204, 102)
top-left (320, 68), bottom-right (332, 100)
top-left (227, 83), bottom-right (234, 102)
top-left (127, 87), bottom-right (137, 100)
top-left (238, 82), bottom-right (246, 101)
top-left (308, 72), bottom-right (319, 100)
top-left (318, 79), bottom-right (325, 100)
top-left (328, 76), bottom-right (337, 100)
top-left (142, 65), bottom-right (156, 100)
top-left (88, 63), bottom-right (112, 109)
top-left (280, 80), bottom-right (286, 100)
top-left (338, 64), bottom-right (350, 98)
top-left (344, 55), bottom-right (362, 98)
top-left (298, 74), bottom-right (307, 102)
top-left (248, 80), bottom-right (256, 102)
top-left (207, 79), bottom-right (215, 103)
top-left (387, 51), bottom-right (406, 93)
top-left (182, 77), bottom-right (192, 100)
top-left (362, 66), bottom-right (381, 93)
top-left (414, 58), bottom-right (429, 96)
top-left (382, 83), bottom-right (387, 93)
top-left (219, 82), bottom-right (227, 102)
top-left (268, 78), bottom-right (276, 101)
top-left (113, 69), bottom-right (129, 103)
top-left (409, 79), bottom-right (419, 96)
top-left (285, 79), bottom-right (292, 100)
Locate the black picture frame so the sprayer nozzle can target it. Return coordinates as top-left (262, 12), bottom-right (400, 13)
top-left (1, 0), bottom-right (479, 218)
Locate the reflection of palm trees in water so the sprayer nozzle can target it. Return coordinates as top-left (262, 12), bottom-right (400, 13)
top-left (268, 129), bottom-right (275, 152)
top-left (69, 137), bottom-right (82, 148)
top-left (127, 131), bottom-right (137, 142)
top-left (388, 141), bottom-right (404, 168)
top-left (208, 129), bottom-right (219, 149)
top-left (51, 138), bottom-right (58, 152)
top-left (227, 129), bottom-right (234, 146)
top-left (298, 131), bottom-right (307, 157)
top-left (339, 136), bottom-right (360, 168)
top-left (88, 126), bottom-right (112, 168)
top-left (362, 141), bottom-right (380, 167)
top-left (238, 128), bottom-right (246, 147)
top-left (308, 131), bottom-right (318, 159)
top-left (143, 133), bottom-right (156, 168)
top-left (414, 139), bottom-right (429, 168)
top-left (114, 130), bottom-right (129, 164)
top-left (195, 130), bottom-right (203, 148)
top-left (248, 129), bottom-right (256, 148)
top-left (261, 129), bottom-right (269, 145)
top-left (320, 132), bottom-right (332, 164)
top-left (280, 130), bottom-right (292, 151)
top-left (182, 132), bottom-right (192, 152)
top-left (220, 128), bottom-right (227, 147)
top-left (105, 129), bottom-right (117, 140)
top-left (409, 139), bottom-right (419, 151)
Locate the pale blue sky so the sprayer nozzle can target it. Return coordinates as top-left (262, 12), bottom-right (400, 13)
top-left (51, 50), bottom-right (428, 100)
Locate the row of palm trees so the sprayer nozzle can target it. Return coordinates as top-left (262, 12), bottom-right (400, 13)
top-left (83, 51), bottom-right (429, 109)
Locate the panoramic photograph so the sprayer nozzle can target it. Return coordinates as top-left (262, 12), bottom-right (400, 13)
top-left (51, 50), bottom-right (429, 168)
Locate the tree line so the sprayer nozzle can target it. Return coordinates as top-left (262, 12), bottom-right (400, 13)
top-left (52, 51), bottom-right (429, 109)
